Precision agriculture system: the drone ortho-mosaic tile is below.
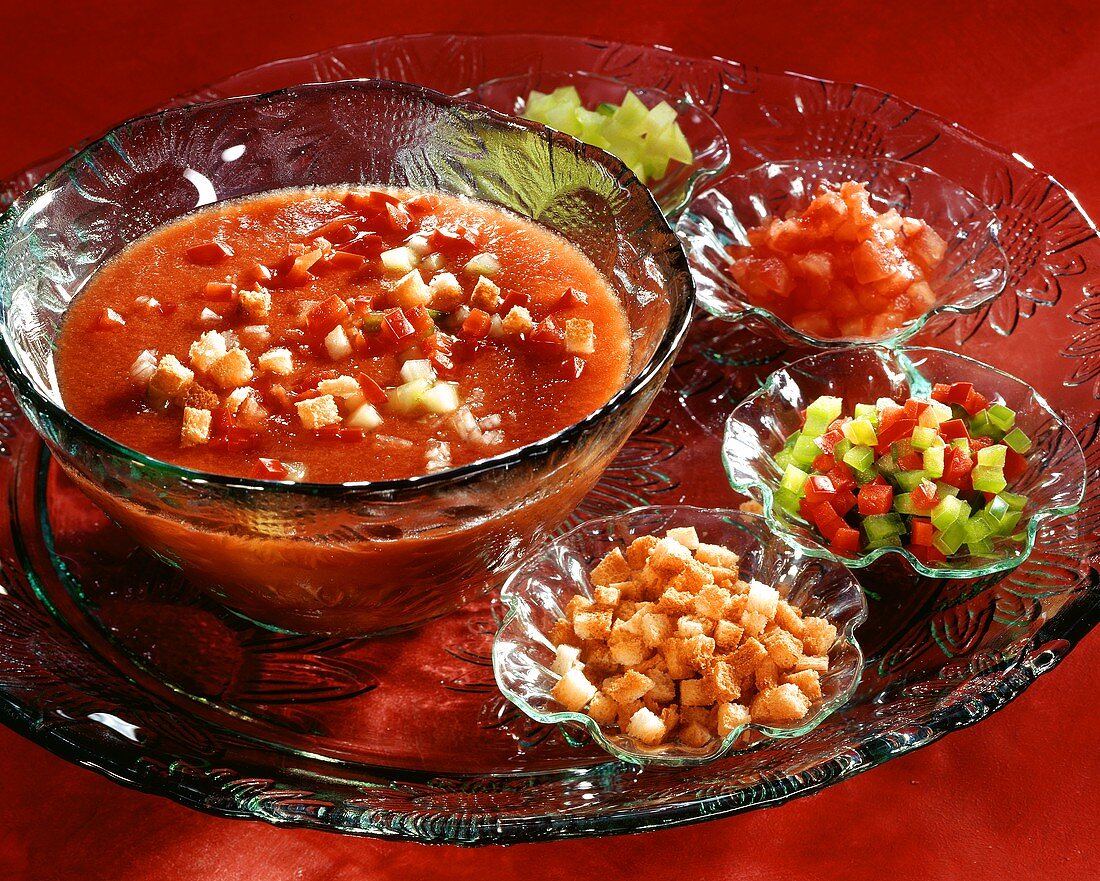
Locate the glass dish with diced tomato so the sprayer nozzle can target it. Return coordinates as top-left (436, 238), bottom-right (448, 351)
top-left (677, 158), bottom-right (1008, 347)
top-left (0, 80), bottom-right (694, 635)
top-left (723, 347), bottom-right (1086, 578)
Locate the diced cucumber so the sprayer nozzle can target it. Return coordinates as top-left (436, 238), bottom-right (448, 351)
top-left (842, 418), bottom-right (878, 446)
top-left (999, 491), bottom-right (1028, 511)
top-left (895, 470), bottom-right (926, 492)
top-left (933, 521), bottom-right (968, 555)
top-left (923, 445), bottom-right (945, 479)
top-left (987, 403), bottom-right (1016, 432)
top-left (1003, 428), bottom-right (1032, 453)
top-left (842, 445), bottom-right (875, 473)
top-left (854, 402), bottom-right (879, 425)
top-left (780, 464), bottom-right (810, 495)
top-left (972, 465), bottom-right (1007, 494)
top-left (976, 444), bottom-right (1007, 467)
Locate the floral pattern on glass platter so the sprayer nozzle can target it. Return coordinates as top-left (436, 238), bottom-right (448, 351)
top-left (1, 34), bottom-right (1099, 844)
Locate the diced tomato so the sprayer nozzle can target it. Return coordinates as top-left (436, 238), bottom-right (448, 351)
top-left (339, 231), bottom-right (385, 257)
top-left (811, 501), bottom-right (844, 540)
top-left (962, 389), bottom-right (989, 416)
top-left (203, 281), bottom-right (235, 301)
top-left (552, 287), bottom-right (589, 311)
top-left (804, 475), bottom-right (836, 506)
top-left (428, 225), bottom-right (477, 254)
top-left (941, 445), bottom-right (974, 489)
top-left (825, 462), bottom-right (856, 492)
top-left (406, 305), bottom-right (436, 339)
top-left (876, 416), bottom-right (916, 449)
top-left (968, 435), bottom-right (992, 451)
top-left (857, 483), bottom-right (894, 516)
top-left (938, 418), bottom-right (970, 441)
top-left (254, 457), bottom-right (289, 480)
top-left (816, 427), bottom-right (845, 456)
top-left (460, 308), bottom-right (492, 340)
top-left (909, 518), bottom-right (934, 547)
top-left (186, 241), bottom-right (232, 265)
top-left (385, 202), bottom-right (413, 232)
top-left (209, 406), bottom-right (235, 440)
top-left (829, 488), bottom-right (857, 517)
top-left (911, 481), bottom-right (938, 511)
top-left (757, 257), bottom-right (794, 295)
top-left (1004, 448), bottom-right (1028, 481)
top-left (812, 453), bottom-right (836, 472)
top-left (343, 190), bottom-right (399, 214)
top-left (318, 250), bottom-right (366, 272)
top-left (305, 295), bottom-right (350, 339)
top-left (306, 215), bottom-right (358, 242)
top-left (96, 307), bottom-right (126, 330)
top-left (528, 318), bottom-right (567, 360)
top-left (897, 451), bottom-right (923, 471)
top-left (226, 426), bottom-right (257, 453)
top-left (356, 373), bottom-right (389, 406)
top-left (908, 542), bottom-right (946, 564)
top-left (336, 428), bottom-right (367, 442)
top-left (380, 308), bottom-right (415, 346)
top-left (830, 526), bottom-right (862, 554)
top-left (404, 193), bottom-right (439, 216)
top-left (499, 291), bottom-right (531, 314)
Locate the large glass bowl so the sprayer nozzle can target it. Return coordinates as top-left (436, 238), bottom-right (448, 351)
top-left (463, 70), bottom-right (731, 217)
top-left (493, 506), bottom-right (866, 766)
top-left (0, 79), bottom-right (694, 636)
top-left (722, 346), bottom-right (1087, 578)
top-left (677, 158), bottom-right (1009, 347)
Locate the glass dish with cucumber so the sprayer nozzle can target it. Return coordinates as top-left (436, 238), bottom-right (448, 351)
top-left (723, 347), bottom-right (1087, 578)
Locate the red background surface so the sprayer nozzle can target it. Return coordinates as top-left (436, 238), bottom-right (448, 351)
top-left (1, 1), bottom-right (1098, 877)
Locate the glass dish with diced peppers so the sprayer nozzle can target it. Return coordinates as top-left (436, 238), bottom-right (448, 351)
top-left (722, 347), bottom-right (1086, 578)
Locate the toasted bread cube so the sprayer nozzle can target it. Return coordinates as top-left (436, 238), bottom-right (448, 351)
top-left (665, 526), bottom-right (700, 550)
top-left (573, 608), bottom-right (613, 642)
top-left (210, 348), bottom-right (253, 389)
top-left (673, 560), bottom-right (714, 594)
top-left (188, 330), bottom-right (228, 373)
top-left (695, 543), bottom-right (740, 571)
top-left (657, 588), bottom-right (695, 617)
top-left (580, 641), bottom-right (617, 680)
top-left (639, 611), bottom-right (673, 649)
top-left (784, 669), bottom-right (822, 700)
top-left (794, 653), bottom-right (829, 673)
top-left (469, 275), bottom-right (502, 311)
top-left (602, 669), bottom-right (654, 704)
top-left (739, 499), bottom-right (765, 515)
top-left (501, 305), bottom-right (533, 336)
top-left (646, 666), bottom-right (677, 703)
top-left (774, 599), bottom-right (806, 638)
top-left (679, 677), bottom-right (712, 707)
top-left (762, 626), bottom-right (803, 671)
top-left (683, 633), bottom-right (717, 672)
top-left (607, 631), bottom-right (648, 667)
top-left (625, 706), bottom-right (667, 746)
top-left (180, 406), bottom-right (211, 447)
top-left (625, 535), bottom-right (658, 569)
top-left (317, 375), bottom-right (362, 399)
top-left (549, 617), bottom-right (579, 648)
top-left (613, 699), bottom-right (641, 730)
top-left (224, 386), bottom-right (250, 414)
top-left (592, 585), bottom-right (622, 608)
top-left (390, 269), bottom-right (432, 309)
top-left (751, 683), bottom-right (811, 724)
top-left (631, 567), bottom-right (664, 600)
top-left (564, 318), bottom-right (595, 355)
top-left (660, 704), bottom-right (680, 731)
top-left (258, 347), bottom-right (294, 376)
top-left (564, 594), bottom-right (594, 620)
top-left (148, 354), bottom-right (194, 403)
top-left (745, 579), bottom-right (780, 619)
top-left (676, 616), bottom-right (707, 639)
top-left (295, 394), bottom-right (341, 430)
top-left (678, 721), bottom-right (714, 748)
top-left (755, 658), bottom-right (780, 692)
top-left (586, 692), bottom-right (618, 726)
top-left (182, 382), bottom-right (220, 411)
top-left (238, 288), bottom-right (271, 320)
top-left (616, 600), bottom-right (639, 621)
top-left (590, 548), bottom-right (632, 586)
top-left (801, 617), bottom-right (838, 655)
top-left (715, 701), bottom-right (751, 736)
top-left (703, 660), bottom-right (741, 703)
top-left (726, 637), bottom-right (768, 679)
top-left (649, 537), bottom-right (693, 574)
top-left (552, 667), bottom-right (597, 712)
top-left (694, 585), bottom-right (733, 620)
top-left (551, 643), bottom-right (583, 676)
top-left (662, 637), bottom-right (695, 680)
top-left (428, 272), bottom-right (466, 311)
top-left (740, 609), bottom-right (769, 639)
top-left (714, 619), bottom-right (744, 650)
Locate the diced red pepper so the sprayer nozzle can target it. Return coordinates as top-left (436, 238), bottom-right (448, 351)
top-left (404, 193), bottom-right (439, 216)
top-left (857, 483), bottom-right (894, 516)
top-left (911, 480), bottom-right (939, 511)
top-left (499, 291), bottom-right (531, 314)
top-left (897, 450), bottom-right (923, 471)
top-left (254, 458), bottom-right (288, 479)
top-left (305, 295), bottom-right (350, 339)
top-left (226, 426), bottom-right (257, 453)
top-left (830, 526), bottom-right (862, 554)
top-left (931, 381), bottom-right (973, 406)
top-left (186, 241), bottom-right (232, 265)
top-left (825, 461), bottom-right (856, 492)
top-left (938, 418), bottom-right (970, 441)
top-left (339, 231), bottom-right (385, 257)
top-left (811, 501), bottom-right (845, 540)
top-left (941, 445), bottom-right (974, 489)
top-left (1004, 448), bottom-right (1028, 481)
top-left (428, 225), bottom-right (477, 254)
top-left (381, 308), bottom-right (415, 346)
top-left (460, 308), bottom-right (492, 340)
top-left (355, 372), bottom-right (388, 406)
top-left (908, 542), bottom-right (946, 564)
top-left (816, 427), bottom-right (845, 456)
top-left (910, 518), bottom-right (934, 547)
top-left (968, 435), bottom-right (992, 451)
top-left (930, 383), bottom-right (953, 403)
top-left (318, 250), bottom-right (366, 272)
top-left (812, 454), bottom-right (835, 472)
top-left (876, 416), bottom-right (916, 449)
top-left (203, 281), bottom-right (235, 301)
top-left (804, 475), bottom-right (836, 506)
top-left (306, 215), bottom-right (358, 242)
top-left (552, 286), bottom-right (589, 311)
top-left (961, 388), bottom-right (989, 416)
top-left (829, 488), bottom-right (857, 517)
top-left (343, 190), bottom-right (399, 214)
top-left (406, 305), bottom-right (436, 339)
top-left (903, 398), bottom-right (930, 420)
top-left (385, 201), bottom-right (413, 232)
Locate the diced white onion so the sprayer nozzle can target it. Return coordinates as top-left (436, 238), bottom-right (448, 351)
top-left (426, 439), bottom-right (452, 473)
top-left (381, 245), bottom-right (419, 274)
top-left (346, 402), bottom-right (383, 430)
top-left (387, 378), bottom-right (432, 414)
top-left (405, 234), bottom-right (431, 256)
top-left (464, 252), bottom-right (500, 276)
top-left (325, 325), bottom-right (352, 361)
top-left (399, 358), bottom-right (436, 384)
top-left (129, 349), bottom-right (159, 388)
top-left (420, 382), bottom-right (461, 415)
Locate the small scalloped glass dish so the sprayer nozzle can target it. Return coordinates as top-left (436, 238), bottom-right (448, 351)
top-left (492, 505), bottom-right (867, 766)
top-left (723, 347), bottom-right (1087, 578)
top-left (462, 70), bottom-right (731, 217)
top-left (677, 157), bottom-right (1009, 347)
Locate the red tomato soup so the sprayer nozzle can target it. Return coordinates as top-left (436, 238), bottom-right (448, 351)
top-left (56, 188), bottom-right (631, 482)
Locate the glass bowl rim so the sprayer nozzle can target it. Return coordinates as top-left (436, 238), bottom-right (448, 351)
top-left (722, 345), bottom-right (1088, 578)
top-left (678, 155), bottom-right (1010, 348)
top-left (0, 77), bottom-right (695, 501)
top-left (463, 68), bottom-right (733, 217)
top-left (492, 504), bottom-right (869, 766)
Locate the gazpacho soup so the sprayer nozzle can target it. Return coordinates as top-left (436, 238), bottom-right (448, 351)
top-left (56, 187), bottom-right (632, 483)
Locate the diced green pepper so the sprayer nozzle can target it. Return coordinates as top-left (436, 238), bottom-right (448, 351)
top-left (972, 465), bottom-right (1008, 494)
top-left (780, 464), bottom-right (810, 495)
top-left (842, 445), bottom-right (875, 473)
top-left (987, 403), bottom-right (1016, 432)
top-left (911, 426), bottom-right (939, 450)
top-left (804, 396), bottom-right (842, 435)
top-left (1003, 427), bottom-right (1032, 454)
top-left (976, 444), bottom-right (1007, 467)
top-left (895, 470), bottom-right (926, 492)
top-left (854, 403), bottom-right (879, 425)
top-left (893, 493), bottom-right (917, 515)
top-left (999, 491), bottom-right (1028, 511)
top-left (933, 521), bottom-right (968, 555)
top-left (923, 445), bottom-right (945, 479)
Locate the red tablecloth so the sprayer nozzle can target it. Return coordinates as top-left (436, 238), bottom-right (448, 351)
top-left (1, 2), bottom-right (1098, 877)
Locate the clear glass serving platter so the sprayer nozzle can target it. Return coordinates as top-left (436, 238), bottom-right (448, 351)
top-left (0, 33), bottom-right (1097, 845)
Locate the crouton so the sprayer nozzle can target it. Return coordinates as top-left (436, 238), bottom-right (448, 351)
top-left (649, 537), bottom-right (693, 574)
top-left (551, 643), bottom-right (582, 675)
top-left (238, 287), bottom-right (271, 320)
top-left (726, 638), bottom-right (768, 679)
top-left (602, 670), bottom-right (654, 704)
top-left (549, 617), bottom-right (579, 647)
top-left (703, 660), bottom-right (741, 704)
top-left (590, 548), bottom-right (632, 586)
top-left (670, 559), bottom-right (714, 593)
top-left (586, 692), bottom-right (618, 725)
top-left (662, 637), bottom-right (696, 680)
top-left (755, 658), bottom-right (780, 692)
top-left (210, 348), bottom-right (253, 389)
top-left (794, 654), bottom-right (829, 673)
top-left (317, 375), bottom-right (362, 399)
top-left (188, 330), bottom-right (228, 373)
top-left (639, 611), bottom-right (673, 649)
top-left (676, 616), bottom-right (710, 639)
top-left (678, 721), bottom-right (713, 748)
top-left (324, 324), bottom-right (352, 360)
top-left (592, 585), bottom-right (622, 608)
top-left (551, 667), bottom-right (596, 712)
top-left (573, 608), bottom-right (613, 642)
top-left (775, 599), bottom-right (806, 638)
top-left (645, 666), bottom-right (677, 703)
top-left (625, 706), bottom-right (667, 746)
top-left (180, 406), bottom-right (211, 447)
top-left (391, 269), bottom-right (432, 308)
top-left (469, 276), bottom-right (501, 311)
top-left (428, 272), bottom-right (466, 311)
top-left (295, 394), bottom-right (341, 430)
top-left (745, 579), bottom-right (780, 619)
top-left (564, 318), bottom-right (595, 355)
top-left (682, 633), bottom-right (716, 672)
top-left (148, 354), bottom-right (194, 404)
top-left (182, 382), bottom-right (220, 411)
top-left (607, 630), bottom-right (648, 667)
top-left (665, 526), bottom-right (700, 550)
top-left (751, 683), bottom-right (811, 724)
top-left (679, 678), bottom-right (712, 707)
top-left (801, 617), bottom-right (838, 655)
top-left (501, 305), bottom-right (533, 335)
top-left (715, 701), bottom-right (751, 736)
top-left (714, 619), bottom-right (744, 650)
top-left (784, 669), bottom-right (822, 700)
top-left (625, 535), bottom-right (658, 569)
top-left (695, 543), bottom-right (740, 571)
top-left (694, 584), bottom-right (733, 619)
top-left (657, 587), bottom-right (695, 617)
top-left (257, 347), bottom-right (294, 376)
top-left (762, 626), bottom-right (803, 670)
top-left (740, 609), bottom-right (769, 639)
